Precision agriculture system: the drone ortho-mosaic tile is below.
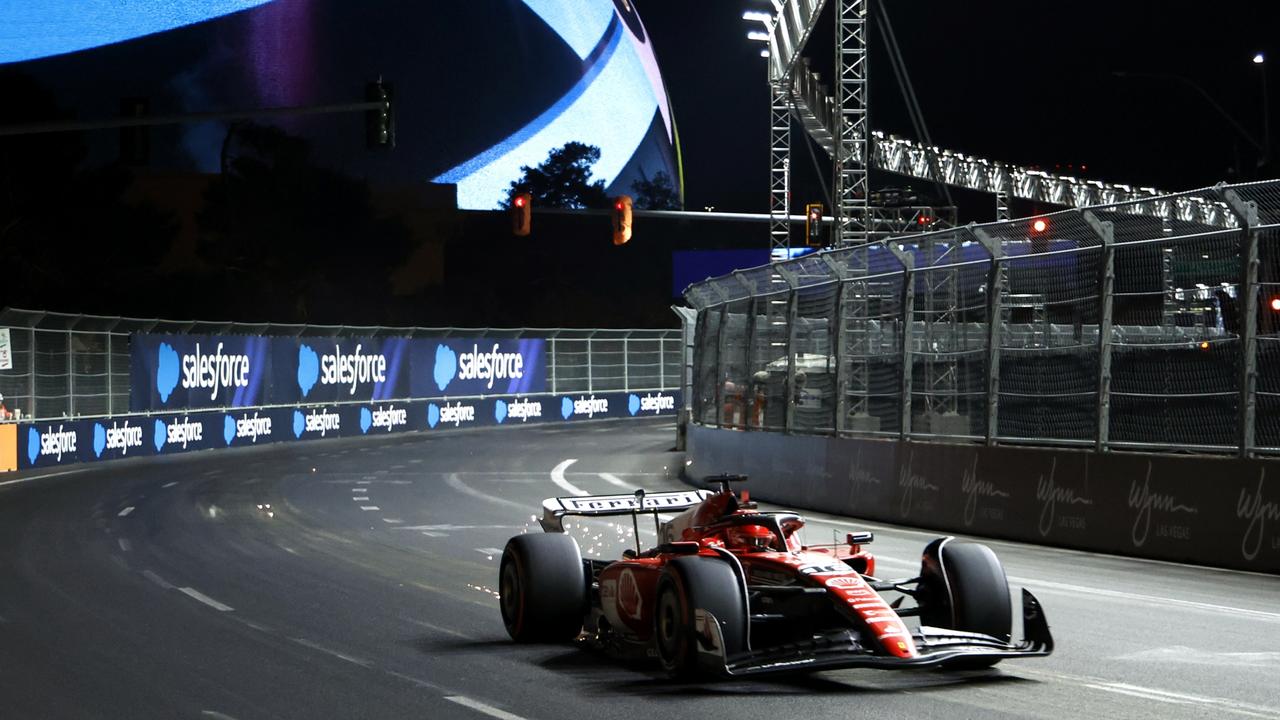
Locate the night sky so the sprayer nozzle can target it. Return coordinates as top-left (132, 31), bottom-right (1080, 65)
top-left (634, 0), bottom-right (1275, 214)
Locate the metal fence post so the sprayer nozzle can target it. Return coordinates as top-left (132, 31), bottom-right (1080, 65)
top-left (819, 254), bottom-right (850, 436)
top-left (587, 336), bottom-right (594, 393)
top-left (1083, 211), bottom-right (1115, 452)
top-left (106, 332), bottom-right (113, 416)
top-left (1222, 187), bottom-right (1261, 457)
top-left (887, 242), bottom-right (915, 439)
top-left (734, 274), bottom-right (758, 429)
top-left (66, 329), bottom-right (74, 417)
top-left (659, 334), bottom-right (665, 390)
top-left (29, 328), bottom-right (37, 420)
top-left (550, 336), bottom-right (558, 394)
top-left (774, 266), bottom-right (800, 434)
top-left (973, 227), bottom-right (1004, 445)
top-left (715, 304), bottom-right (728, 427)
top-left (623, 335), bottom-right (629, 392)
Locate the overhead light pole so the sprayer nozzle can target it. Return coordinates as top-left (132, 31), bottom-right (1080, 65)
top-left (1255, 53), bottom-right (1271, 168)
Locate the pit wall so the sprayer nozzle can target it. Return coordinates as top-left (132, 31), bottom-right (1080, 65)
top-left (686, 423), bottom-right (1280, 574)
top-left (5, 391), bottom-right (680, 473)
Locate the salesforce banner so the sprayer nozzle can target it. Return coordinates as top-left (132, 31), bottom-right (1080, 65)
top-left (130, 334), bottom-right (272, 412)
top-left (274, 336), bottom-right (412, 405)
top-left (413, 338), bottom-right (546, 397)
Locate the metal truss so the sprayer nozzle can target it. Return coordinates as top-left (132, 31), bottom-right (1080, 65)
top-left (770, 82), bottom-right (792, 256)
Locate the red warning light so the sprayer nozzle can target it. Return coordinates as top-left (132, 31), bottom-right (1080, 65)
top-left (615, 200), bottom-right (624, 210)
top-left (1270, 297), bottom-right (1280, 312)
top-left (1032, 218), bottom-right (1048, 233)
top-left (918, 215), bottom-right (932, 225)
top-left (514, 195), bottom-right (526, 208)
top-left (1200, 341), bottom-right (1211, 350)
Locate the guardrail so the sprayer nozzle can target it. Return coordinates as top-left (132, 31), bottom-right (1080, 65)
top-left (0, 310), bottom-right (683, 472)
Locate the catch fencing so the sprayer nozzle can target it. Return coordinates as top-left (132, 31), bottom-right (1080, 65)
top-left (683, 179), bottom-right (1280, 456)
top-left (0, 309), bottom-right (681, 422)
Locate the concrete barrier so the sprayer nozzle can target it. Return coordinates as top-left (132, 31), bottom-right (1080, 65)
top-left (686, 423), bottom-right (1280, 574)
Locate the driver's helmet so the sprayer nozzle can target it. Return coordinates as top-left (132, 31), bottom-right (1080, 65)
top-left (726, 524), bottom-right (777, 551)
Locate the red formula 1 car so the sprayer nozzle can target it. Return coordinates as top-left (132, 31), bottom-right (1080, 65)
top-left (498, 476), bottom-right (1053, 678)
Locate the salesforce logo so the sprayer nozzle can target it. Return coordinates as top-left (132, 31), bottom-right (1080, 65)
top-left (361, 405), bottom-right (407, 434)
top-left (93, 420), bottom-right (144, 458)
top-left (154, 417), bottom-right (204, 452)
top-left (28, 425), bottom-right (78, 465)
top-left (428, 401), bottom-right (475, 429)
top-left (156, 342), bottom-right (180, 402)
top-left (298, 343), bottom-right (388, 397)
top-left (433, 344), bottom-right (457, 391)
top-left (180, 342), bottom-right (250, 402)
top-left (225, 412), bottom-right (272, 446)
top-left (629, 393), bottom-right (676, 416)
top-left (562, 395), bottom-right (608, 420)
top-left (496, 397), bottom-right (542, 424)
top-left (294, 408), bottom-right (340, 437)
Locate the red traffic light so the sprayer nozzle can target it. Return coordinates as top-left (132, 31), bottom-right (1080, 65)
top-left (514, 195), bottom-right (526, 208)
top-left (510, 192), bottom-right (532, 236)
top-left (1031, 218), bottom-right (1048, 234)
top-left (1270, 297), bottom-right (1280, 312)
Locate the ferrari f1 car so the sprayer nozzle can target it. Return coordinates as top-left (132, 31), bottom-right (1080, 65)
top-left (498, 476), bottom-right (1053, 677)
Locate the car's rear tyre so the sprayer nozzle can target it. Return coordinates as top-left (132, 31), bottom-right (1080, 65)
top-left (919, 538), bottom-right (1012, 669)
top-left (499, 533), bottom-right (587, 643)
top-left (654, 556), bottom-right (747, 679)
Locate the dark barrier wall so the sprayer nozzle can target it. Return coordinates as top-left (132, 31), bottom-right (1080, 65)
top-left (130, 334), bottom-right (547, 411)
top-left (687, 424), bottom-right (1280, 574)
top-left (17, 390), bottom-right (680, 471)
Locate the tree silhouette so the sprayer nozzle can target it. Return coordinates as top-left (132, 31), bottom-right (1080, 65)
top-left (504, 141), bottom-right (608, 209)
top-left (631, 169), bottom-right (681, 210)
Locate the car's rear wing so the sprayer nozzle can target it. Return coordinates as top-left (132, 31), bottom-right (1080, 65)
top-left (540, 489), bottom-right (713, 533)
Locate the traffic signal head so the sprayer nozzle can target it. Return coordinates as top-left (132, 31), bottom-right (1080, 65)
top-left (510, 192), bottom-right (532, 236)
top-left (805, 203), bottom-right (824, 247)
top-left (1270, 297), bottom-right (1280, 312)
top-left (612, 195), bottom-right (633, 245)
top-left (365, 80), bottom-right (395, 149)
top-left (1031, 218), bottom-right (1049, 234)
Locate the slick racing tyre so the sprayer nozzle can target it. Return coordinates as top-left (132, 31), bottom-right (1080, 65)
top-left (919, 538), bottom-right (1012, 669)
top-left (499, 534), bottom-right (587, 642)
top-left (654, 556), bottom-right (747, 679)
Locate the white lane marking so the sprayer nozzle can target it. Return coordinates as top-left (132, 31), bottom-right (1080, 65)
top-left (161, 481), bottom-right (179, 489)
top-left (142, 569), bottom-right (174, 590)
top-left (0, 466), bottom-right (97, 488)
top-left (476, 547), bottom-right (504, 556)
top-left (382, 518), bottom-right (403, 524)
top-left (1016, 666), bottom-right (1280, 719)
top-left (404, 617), bottom-right (476, 640)
top-left (444, 696), bottom-right (527, 720)
top-left (117, 506), bottom-right (135, 517)
top-left (421, 531), bottom-right (446, 537)
top-left (550, 459), bottom-right (587, 496)
top-left (443, 473), bottom-right (526, 510)
top-left (1006, 574), bottom-right (1280, 624)
top-left (117, 538), bottom-right (132, 552)
top-left (1116, 646), bottom-right (1280, 669)
top-left (289, 637), bottom-right (372, 667)
top-left (201, 711), bottom-right (242, 720)
top-left (599, 472), bottom-right (637, 490)
top-left (360, 506), bottom-right (381, 511)
top-left (179, 587), bottom-right (234, 612)
top-left (352, 487), bottom-right (368, 491)
top-left (352, 497), bottom-right (370, 502)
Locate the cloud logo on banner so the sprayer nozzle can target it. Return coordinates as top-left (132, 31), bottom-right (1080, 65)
top-left (297, 344), bottom-right (320, 397)
top-left (434, 344), bottom-right (457, 392)
top-left (224, 415), bottom-right (236, 446)
top-left (427, 403), bottom-right (440, 429)
top-left (360, 407), bottom-right (373, 434)
top-left (561, 397), bottom-right (574, 420)
top-left (93, 423), bottom-right (107, 457)
top-left (27, 427), bottom-right (39, 466)
top-left (292, 410), bottom-right (305, 438)
top-left (494, 399), bottom-right (508, 424)
top-left (628, 394), bottom-right (641, 416)
top-left (156, 342), bottom-right (180, 402)
top-left (153, 419), bottom-right (167, 452)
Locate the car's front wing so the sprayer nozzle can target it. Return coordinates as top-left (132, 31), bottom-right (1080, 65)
top-left (697, 588), bottom-right (1054, 677)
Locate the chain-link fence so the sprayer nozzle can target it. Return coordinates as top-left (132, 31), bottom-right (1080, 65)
top-left (685, 179), bottom-right (1280, 456)
top-left (0, 309), bottom-right (681, 422)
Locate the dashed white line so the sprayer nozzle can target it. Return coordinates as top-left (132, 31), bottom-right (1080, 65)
top-left (0, 466), bottom-right (96, 488)
top-left (360, 506), bottom-right (381, 511)
top-left (179, 587), bottom-right (234, 612)
top-left (200, 711), bottom-right (242, 720)
top-left (443, 473), bottom-right (526, 510)
top-left (599, 472), bottom-right (636, 490)
top-left (117, 538), bottom-right (132, 552)
top-left (117, 506), bottom-right (135, 517)
top-left (550, 459), bottom-right (587, 496)
top-left (289, 637), bottom-right (372, 667)
top-left (141, 570), bottom-right (174, 590)
top-left (161, 481), bottom-right (179, 489)
top-left (444, 696), bottom-right (527, 720)
top-left (382, 518), bottom-right (403, 524)
top-left (352, 497), bottom-right (370, 502)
